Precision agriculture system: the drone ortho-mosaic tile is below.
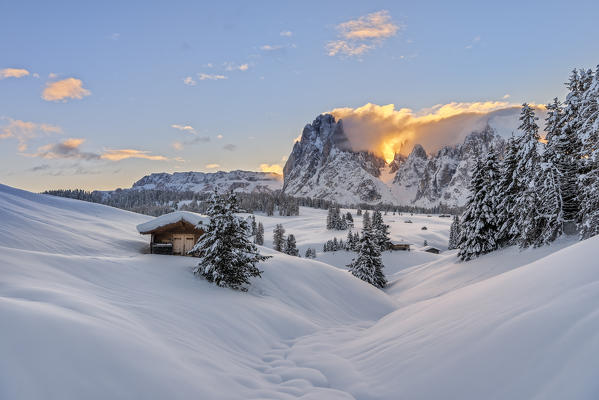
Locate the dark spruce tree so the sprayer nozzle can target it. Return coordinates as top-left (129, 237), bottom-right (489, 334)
top-left (557, 71), bottom-right (585, 226)
top-left (190, 191), bottom-right (270, 291)
top-left (284, 234), bottom-right (299, 256)
top-left (272, 224), bottom-right (286, 252)
top-left (254, 222), bottom-right (265, 245)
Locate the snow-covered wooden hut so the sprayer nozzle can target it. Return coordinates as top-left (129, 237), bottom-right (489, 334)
top-left (136, 211), bottom-right (209, 255)
top-left (391, 242), bottom-right (411, 251)
top-left (423, 246), bottom-right (441, 254)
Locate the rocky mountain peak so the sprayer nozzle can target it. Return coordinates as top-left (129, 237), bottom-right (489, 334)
top-left (408, 144), bottom-right (428, 160)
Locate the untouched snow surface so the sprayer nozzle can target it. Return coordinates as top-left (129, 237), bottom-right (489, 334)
top-left (1, 183), bottom-right (599, 399)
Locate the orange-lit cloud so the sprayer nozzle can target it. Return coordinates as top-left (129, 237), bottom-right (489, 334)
top-left (25, 138), bottom-right (169, 162)
top-left (0, 117), bottom-right (62, 151)
top-left (42, 78), bottom-right (91, 101)
top-left (100, 149), bottom-right (168, 161)
top-left (0, 68), bottom-right (30, 79)
top-left (330, 101), bottom-right (544, 162)
top-left (205, 163), bottom-right (220, 169)
top-left (26, 138), bottom-right (100, 160)
top-left (260, 163), bottom-right (283, 175)
top-left (327, 10), bottom-right (400, 57)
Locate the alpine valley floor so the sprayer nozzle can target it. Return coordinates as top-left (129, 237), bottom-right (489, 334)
top-left (1, 183), bottom-right (598, 399)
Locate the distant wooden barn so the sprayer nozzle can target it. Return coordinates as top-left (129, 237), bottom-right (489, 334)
top-left (137, 211), bottom-right (209, 255)
top-left (391, 242), bottom-right (411, 251)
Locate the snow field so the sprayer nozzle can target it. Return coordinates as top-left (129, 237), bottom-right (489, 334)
top-left (1, 184), bottom-right (598, 399)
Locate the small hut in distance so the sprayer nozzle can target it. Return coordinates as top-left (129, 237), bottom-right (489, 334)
top-left (137, 211), bottom-right (209, 255)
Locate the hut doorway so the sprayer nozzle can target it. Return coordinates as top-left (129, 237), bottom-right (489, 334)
top-left (172, 234), bottom-right (196, 255)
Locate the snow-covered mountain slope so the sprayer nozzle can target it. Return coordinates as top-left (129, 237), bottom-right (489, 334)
top-left (2, 183), bottom-right (598, 400)
top-left (131, 170), bottom-right (282, 193)
top-left (282, 114), bottom-right (504, 207)
top-left (282, 114), bottom-right (397, 204)
top-left (392, 124), bottom-right (505, 207)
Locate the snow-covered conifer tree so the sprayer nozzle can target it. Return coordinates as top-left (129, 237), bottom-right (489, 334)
top-left (495, 137), bottom-right (519, 247)
top-left (448, 215), bottom-right (461, 250)
top-left (284, 234), bottom-right (299, 256)
top-left (513, 104), bottom-right (543, 247)
top-left (273, 224), bottom-right (286, 252)
top-left (578, 67), bottom-right (599, 238)
top-left (372, 210), bottom-right (392, 251)
top-left (362, 210), bottom-right (371, 231)
top-left (190, 191), bottom-right (270, 291)
top-left (458, 148), bottom-right (500, 261)
top-left (347, 224), bottom-right (386, 288)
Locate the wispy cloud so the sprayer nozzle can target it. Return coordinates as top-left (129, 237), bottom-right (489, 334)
top-left (198, 73), bottom-right (227, 81)
top-left (465, 36), bottom-right (481, 50)
top-left (0, 117), bottom-right (62, 151)
top-left (172, 141), bottom-right (184, 150)
top-left (503, 94), bottom-right (511, 99)
top-left (223, 143), bottom-right (236, 151)
top-left (260, 44), bottom-right (285, 51)
top-left (25, 138), bottom-right (169, 162)
top-left (183, 76), bottom-right (197, 86)
top-left (224, 62), bottom-right (250, 71)
top-left (29, 164), bottom-right (51, 172)
top-left (280, 31), bottom-right (293, 37)
top-left (217, 134), bottom-right (223, 139)
top-left (205, 163), bottom-right (220, 169)
top-left (0, 68), bottom-right (30, 79)
top-left (172, 135), bottom-right (210, 150)
top-left (326, 10), bottom-right (400, 57)
top-left (171, 124), bottom-right (196, 133)
top-left (260, 163), bottom-right (283, 175)
top-left (42, 78), bottom-right (91, 102)
top-left (110, 33), bottom-right (120, 40)
top-left (28, 138), bottom-right (100, 160)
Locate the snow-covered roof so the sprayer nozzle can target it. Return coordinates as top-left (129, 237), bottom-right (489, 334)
top-left (136, 211), bottom-right (209, 234)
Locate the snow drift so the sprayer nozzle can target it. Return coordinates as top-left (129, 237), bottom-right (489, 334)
top-left (1, 183), bottom-right (598, 399)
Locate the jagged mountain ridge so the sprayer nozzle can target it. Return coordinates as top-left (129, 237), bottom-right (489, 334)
top-left (282, 114), bottom-right (394, 203)
top-left (282, 114), bottom-right (504, 207)
top-left (131, 170), bottom-right (283, 194)
top-left (117, 114), bottom-right (502, 207)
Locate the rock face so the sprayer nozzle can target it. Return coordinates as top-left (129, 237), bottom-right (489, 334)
top-left (132, 170), bottom-right (283, 194)
top-left (282, 114), bottom-right (504, 207)
top-left (392, 125), bottom-right (504, 207)
top-left (282, 114), bottom-right (396, 203)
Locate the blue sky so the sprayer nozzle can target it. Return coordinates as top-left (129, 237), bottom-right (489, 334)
top-left (2, 0), bottom-right (599, 191)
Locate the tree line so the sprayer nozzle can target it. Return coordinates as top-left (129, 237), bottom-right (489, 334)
top-left (452, 66), bottom-right (599, 260)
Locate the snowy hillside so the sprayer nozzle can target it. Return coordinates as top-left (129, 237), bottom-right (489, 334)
top-left (2, 183), bottom-right (598, 399)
